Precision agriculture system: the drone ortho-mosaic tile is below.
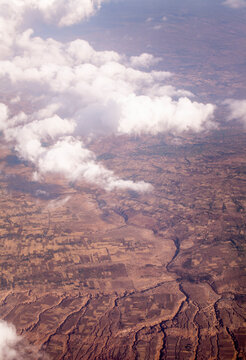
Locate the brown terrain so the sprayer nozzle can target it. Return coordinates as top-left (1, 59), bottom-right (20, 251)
top-left (0, 125), bottom-right (245, 359)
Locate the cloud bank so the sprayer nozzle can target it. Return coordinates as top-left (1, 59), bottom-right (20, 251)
top-left (223, 0), bottom-right (246, 8)
top-left (0, 0), bottom-right (216, 191)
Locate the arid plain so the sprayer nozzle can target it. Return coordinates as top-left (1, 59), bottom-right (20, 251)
top-left (0, 124), bottom-right (245, 359)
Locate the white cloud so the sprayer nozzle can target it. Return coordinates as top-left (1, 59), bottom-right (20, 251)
top-left (0, 0), bottom-right (109, 28)
top-left (146, 17), bottom-right (153, 22)
top-left (223, 0), bottom-right (246, 8)
top-left (45, 196), bottom-right (71, 211)
top-left (0, 103), bottom-right (8, 131)
top-left (153, 24), bottom-right (163, 30)
top-left (10, 96), bottom-right (21, 104)
top-left (0, 0), bottom-right (216, 192)
top-left (0, 320), bottom-right (49, 360)
top-left (5, 115), bottom-right (76, 162)
top-left (35, 137), bottom-right (152, 191)
top-left (0, 320), bottom-right (20, 360)
top-left (39, 0), bottom-right (109, 27)
top-left (224, 99), bottom-right (246, 125)
top-left (118, 96), bottom-right (215, 135)
top-left (130, 53), bottom-right (162, 69)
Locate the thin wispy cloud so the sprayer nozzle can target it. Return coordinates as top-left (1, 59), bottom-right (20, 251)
top-left (223, 0), bottom-right (246, 8)
top-left (224, 99), bottom-right (246, 126)
top-left (0, 320), bottom-right (20, 360)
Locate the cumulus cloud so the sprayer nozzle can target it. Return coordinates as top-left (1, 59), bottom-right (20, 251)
top-left (5, 115), bottom-right (75, 162)
top-left (0, 0), bottom-right (109, 28)
top-left (118, 96), bottom-right (215, 135)
top-left (2, 109), bottom-right (152, 191)
top-left (0, 0), bottom-right (216, 192)
top-left (222, 0), bottom-right (246, 8)
top-left (224, 99), bottom-right (246, 125)
top-left (130, 53), bottom-right (162, 69)
top-left (37, 138), bottom-right (152, 192)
